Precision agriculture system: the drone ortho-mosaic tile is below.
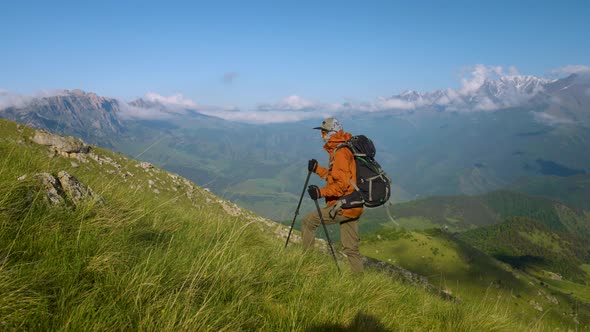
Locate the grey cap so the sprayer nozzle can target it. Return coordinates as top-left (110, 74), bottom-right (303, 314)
top-left (313, 117), bottom-right (343, 132)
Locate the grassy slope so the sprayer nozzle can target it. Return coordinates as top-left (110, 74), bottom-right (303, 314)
top-left (0, 119), bottom-right (534, 331)
top-left (361, 228), bottom-right (590, 329)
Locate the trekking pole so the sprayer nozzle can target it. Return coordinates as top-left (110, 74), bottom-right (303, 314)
top-left (313, 199), bottom-right (341, 274)
top-left (284, 170), bottom-right (312, 248)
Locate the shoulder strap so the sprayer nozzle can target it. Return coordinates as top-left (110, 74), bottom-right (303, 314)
top-left (335, 142), bottom-right (367, 158)
top-left (333, 142), bottom-right (349, 155)
top-left (332, 142), bottom-right (357, 163)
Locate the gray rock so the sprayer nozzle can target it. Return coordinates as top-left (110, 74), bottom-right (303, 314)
top-left (34, 173), bottom-right (65, 205)
top-left (136, 162), bottom-right (153, 170)
top-left (32, 130), bottom-right (90, 154)
top-left (33, 171), bottom-right (104, 206)
top-left (57, 171), bottom-right (103, 205)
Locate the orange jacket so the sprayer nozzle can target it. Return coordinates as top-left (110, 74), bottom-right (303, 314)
top-left (315, 130), bottom-right (363, 219)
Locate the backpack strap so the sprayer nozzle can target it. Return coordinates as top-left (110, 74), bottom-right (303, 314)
top-left (332, 142), bottom-right (348, 157)
top-left (329, 143), bottom-right (349, 171)
top-left (350, 179), bottom-right (360, 192)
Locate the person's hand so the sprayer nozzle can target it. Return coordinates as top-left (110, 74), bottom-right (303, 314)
top-left (308, 159), bottom-right (318, 172)
top-left (308, 185), bottom-right (321, 200)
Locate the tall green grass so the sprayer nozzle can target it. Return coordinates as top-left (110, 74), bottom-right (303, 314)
top-left (0, 119), bottom-right (546, 330)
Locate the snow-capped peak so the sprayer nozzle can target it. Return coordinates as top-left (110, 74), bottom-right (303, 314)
top-left (390, 74), bottom-right (559, 112)
top-left (481, 75), bottom-right (555, 96)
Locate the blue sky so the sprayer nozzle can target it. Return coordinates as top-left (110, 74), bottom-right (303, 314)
top-left (1, 0), bottom-right (589, 109)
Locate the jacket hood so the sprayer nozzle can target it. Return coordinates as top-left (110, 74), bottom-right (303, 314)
top-left (323, 130), bottom-right (352, 153)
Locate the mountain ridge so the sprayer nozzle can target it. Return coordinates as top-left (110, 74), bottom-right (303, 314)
top-left (1, 73), bottom-right (589, 221)
top-left (0, 73), bottom-right (585, 121)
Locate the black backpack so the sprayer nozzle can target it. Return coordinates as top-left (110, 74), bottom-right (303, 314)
top-left (334, 135), bottom-right (391, 209)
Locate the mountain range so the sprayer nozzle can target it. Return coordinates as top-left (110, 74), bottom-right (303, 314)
top-left (1, 72), bottom-right (589, 220)
top-left (393, 75), bottom-right (554, 112)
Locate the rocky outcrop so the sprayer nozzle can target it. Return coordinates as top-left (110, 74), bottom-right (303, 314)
top-left (34, 171), bottom-right (103, 206)
top-left (57, 171), bottom-right (103, 205)
top-left (136, 162), bottom-right (154, 170)
top-left (0, 89), bottom-right (124, 145)
top-left (31, 129), bottom-right (126, 168)
top-left (35, 173), bottom-right (66, 205)
top-left (32, 130), bottom-right (90, 157)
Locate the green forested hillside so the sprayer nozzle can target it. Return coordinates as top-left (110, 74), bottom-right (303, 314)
top-left (483, 191), bottom-right (590, 235)
top-left (1, 118), bottom-right (557, 330)
top-left (510, 174), bottom-right (590, 210)
top-left (361, 190), bottom-right (590, 238)
top-left (459, 217), bottom-right (590, 282)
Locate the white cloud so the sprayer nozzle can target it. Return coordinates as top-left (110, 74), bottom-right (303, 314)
top-left (117, 100), bottom-right (176, 120)
top-left (197, 109), bottom-right (329, 124)
top-left (258, 95), bottom-right (317, 111)
top-left (252, 94), bottom-right (419, 116)
top-left (282, 95), bottom-right (315, 110)
top-left (436, 96), bottom-right (451, 106)
top-left (473, 97), bottom-right (498, 111)
top-left (550, 65), bottom-right (590, 76)
top-left (459, 64), bottom-right (504, 95)
top-left (0, 89), bottom-right (68, 109)
top-left (195, 95), bottom-right (334, 123)
top-left (115, 92), bottom-right (200, 120)
top-left (117, 92), bottom-right (206, 120)
top-left (373, 97), bottom-right (416, 111)
top-left (144, 92), bottom-right (197, 108)
top-left (533, 112), bottom-right (574, 125)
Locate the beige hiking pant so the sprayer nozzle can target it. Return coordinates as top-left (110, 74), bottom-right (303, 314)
top-left (302, 205), bottom-right (364, 274)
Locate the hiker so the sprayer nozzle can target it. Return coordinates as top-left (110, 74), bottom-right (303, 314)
top-left (303, 118), bottom-right (364, 273)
